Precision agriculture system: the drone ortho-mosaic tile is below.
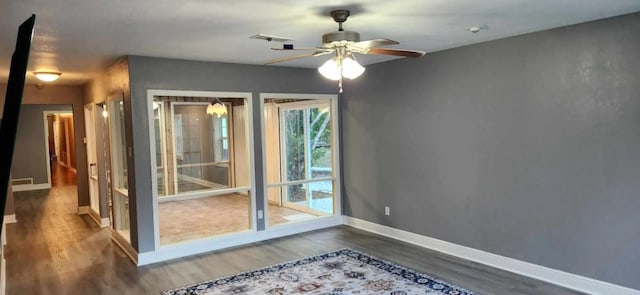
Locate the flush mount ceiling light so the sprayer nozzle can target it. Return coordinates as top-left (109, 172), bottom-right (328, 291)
top-left (206, 98), bottom-right (227, 117)
top-left (34, 71), bottom-right (61, 82)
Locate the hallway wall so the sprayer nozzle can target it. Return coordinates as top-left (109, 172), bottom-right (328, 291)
top-left (0, 83), bottom-right (89, 209)
top-left (11, 105), bottom-right (72, 185)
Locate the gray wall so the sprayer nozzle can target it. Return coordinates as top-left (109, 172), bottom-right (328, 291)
top-left (83, 59), bottom-right (132, 222)
top-left (1, 83), bottom-right (90, 210)
top-left (343, 12), bottom-right (640, 289)
top-left (127, 56), bottom-right (335, 252)
top-left (11, 104), bottom-right (72, 183)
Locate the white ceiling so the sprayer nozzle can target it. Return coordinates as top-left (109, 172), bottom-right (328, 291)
top-left (1, 0), bottom-right (639, 85)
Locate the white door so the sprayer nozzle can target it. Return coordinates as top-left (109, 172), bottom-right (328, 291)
top-left (85, 105), bottom-right (100, 214)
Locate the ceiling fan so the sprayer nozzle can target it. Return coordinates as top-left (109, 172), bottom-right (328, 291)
top-left (266, 9), bottom-right (426, 92)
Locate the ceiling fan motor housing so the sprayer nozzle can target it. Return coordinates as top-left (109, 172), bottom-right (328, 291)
top-left (322, 31), bottom-right (360, 45)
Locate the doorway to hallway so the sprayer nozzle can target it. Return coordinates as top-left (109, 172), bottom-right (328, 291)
top-left (45, 111), bottom-right (77, 188)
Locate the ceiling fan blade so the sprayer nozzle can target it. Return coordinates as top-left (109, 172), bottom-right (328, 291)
top-left (351, 39), bottom-right (399, 49)
top-left (366, 48), bottom-right (426, 58)
top-left (266, 53), bottom-right (316, 64)
top-left (270, 47), bottom-right (330, 51)
top-left (266, 51), bottom-right (333, 65)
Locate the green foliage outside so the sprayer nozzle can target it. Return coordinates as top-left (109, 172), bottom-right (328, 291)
top-left (284, 108), bottom-right (331, 202)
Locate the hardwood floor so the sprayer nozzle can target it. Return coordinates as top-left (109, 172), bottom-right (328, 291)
top-left (5, 186), bottom-right (585, 295)
top-left (50, 161), bottom-right (77, 187)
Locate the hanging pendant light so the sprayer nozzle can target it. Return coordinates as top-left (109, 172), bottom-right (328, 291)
top-left (206, 98), bottom-right (227, 117)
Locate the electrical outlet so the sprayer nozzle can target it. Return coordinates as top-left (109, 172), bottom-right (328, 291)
top-left (257, 210), bottom-right (264, 219)
top-left (384, 206), bottom-right (390, 216)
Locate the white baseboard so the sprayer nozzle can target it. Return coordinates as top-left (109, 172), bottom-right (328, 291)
top-left (138, 215), bottom-right (343, 266)
top-left (343, 216), bottom-right (640, 295)
top-left (111, 229), bottom-right (138, 265)
top-left (87, 209), bottom-right (110, 228)
top-left (77, 206), bottom-right (90, 215)
top-left (100, 218), bottom-right (110, 227)
top-left (2, 215), bottom-right (16, 224)
top-left (11, 183), bottom-right (51, 192)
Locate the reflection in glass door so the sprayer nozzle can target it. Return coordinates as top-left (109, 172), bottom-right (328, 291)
top-left (108, 98), bottom-right (130, 242)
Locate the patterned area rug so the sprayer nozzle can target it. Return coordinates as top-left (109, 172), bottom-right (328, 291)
top-left (162, 248), bottom-right (476, 295)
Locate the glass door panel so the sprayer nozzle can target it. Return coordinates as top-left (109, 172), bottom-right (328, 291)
top-left (108, 98), bottom-right (130, 242)
top-left (266, 98), bottom-right (337, 227)
top-left (283, 109), bottom-right (306, 183)
top-left (84, 105), bottom-right (100, 214)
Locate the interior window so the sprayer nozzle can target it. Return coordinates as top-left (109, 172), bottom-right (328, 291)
top-left (151, 95), bottom-right (252, 245)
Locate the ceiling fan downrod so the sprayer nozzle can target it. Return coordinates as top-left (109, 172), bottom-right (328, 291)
top-left (330, 9), bottom-right (350, 32)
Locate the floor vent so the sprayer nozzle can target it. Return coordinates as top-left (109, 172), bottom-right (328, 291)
top-left (11, 178), bottom-right (33, 186)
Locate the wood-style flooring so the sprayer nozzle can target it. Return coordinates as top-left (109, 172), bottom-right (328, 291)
top-left (51, 161), bottom-right (77, 187)
top-left (5, 185), bottom-right (585, 295)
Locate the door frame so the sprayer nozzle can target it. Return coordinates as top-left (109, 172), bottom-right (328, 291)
top-left (42, 110), bottom-right (73, 189)
top-left (84, 103), bottom-right (110, 227)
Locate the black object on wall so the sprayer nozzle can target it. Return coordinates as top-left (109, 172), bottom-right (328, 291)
top-left (0, 15), bottom-right (36, 230)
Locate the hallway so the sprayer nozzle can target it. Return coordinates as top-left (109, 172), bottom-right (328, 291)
top-left (50, 161), bottom-right (76, 187)
top-left (4, 185), bottom-right (130, 294)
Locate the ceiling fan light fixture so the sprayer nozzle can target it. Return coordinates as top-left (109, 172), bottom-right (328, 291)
top-left (34, 71), bottom-right (61, 82)
top-left (341, 56), bottom-right (365, 79)
top-left (318, 58), bottom-right (342, 80)
top-left (206, 99), bottom-right (228, 117)
top-left (318, 56), bottom-right (365, 81)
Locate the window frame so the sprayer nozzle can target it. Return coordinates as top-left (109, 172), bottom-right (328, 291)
top-left (147, 90), bottom-right (255, 250)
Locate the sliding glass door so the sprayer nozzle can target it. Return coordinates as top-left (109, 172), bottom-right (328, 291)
top-left (280, 103), bottom-right (333, 214)
top-left (263, 96), bottom-right (339, 227)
